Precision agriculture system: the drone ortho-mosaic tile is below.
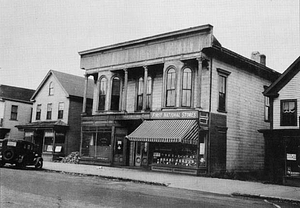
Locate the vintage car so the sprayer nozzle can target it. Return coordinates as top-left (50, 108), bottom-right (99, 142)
top-left (0, 139), bottom-right (43, 169)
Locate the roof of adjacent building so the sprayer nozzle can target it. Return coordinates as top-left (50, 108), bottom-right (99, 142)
top-left (263, 56), bottom-right (300, 97)
top-left (0, 85), bottom-right (35, 103)
top-left (31, 70), bottom-right (94, 100)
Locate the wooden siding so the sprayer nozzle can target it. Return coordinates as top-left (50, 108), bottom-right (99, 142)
top-left (273, 72), bottom-right (300, 129)
top-left (81, 33), bottom-right (210, 70)
top-left (212, 59), bottom-right (272, 172)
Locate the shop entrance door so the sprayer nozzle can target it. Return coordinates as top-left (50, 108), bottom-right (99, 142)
top-left (135, 142), bottom-right (148, 167)
top-left (113, 128), bottom-right (128, 166)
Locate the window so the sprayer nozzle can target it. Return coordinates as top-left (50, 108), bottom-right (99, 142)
top-left (36, 104), bottom-right (41, 120)
top-left (146, 77), bottom-right (152, 110)
top-left (111, 77), bottom-right (120, 111)
top-left (58, 102), bottom-right (64, 119)
top-left (137, 77), bottom-right (144, 111)
top-left (137, 77), bottom-right (152, 111)
top-left (49, 82), bottom-right (54, 96)
top-left (46, 103), bottom-right (52, 120)
top-left (166, 68), bottom-right (176, 107)
top-left (264, 96), bottom-right (270, 121)
top-left (281, 100), bottom-right (297, 126)
top-left (181, 68), bottom-right (192, 107)
top-left (217, 69), bottom-right (230, 112)
top-left (10, 105), bottom-right (18, 120)
top-left (98, 77), bottom-right (107, 111)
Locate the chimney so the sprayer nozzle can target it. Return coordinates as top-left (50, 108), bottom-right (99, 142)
top-left (251, 51), bottom-right (266, 65)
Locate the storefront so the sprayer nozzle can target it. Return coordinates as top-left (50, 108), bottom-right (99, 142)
top-left (127, 110), bottom-right (208, 175)
top-left (16, 121), bottom-right (68, 161)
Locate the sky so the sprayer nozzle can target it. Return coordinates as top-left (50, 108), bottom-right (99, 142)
top-left (0, 0), bottom-right (299, 90)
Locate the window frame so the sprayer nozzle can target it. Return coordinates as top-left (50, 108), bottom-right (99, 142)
top-left (165, 67), bottom-right (176, 107)
top-left (98, 76), bottom-right (108, 111)
top-left (57, 102), bottom-right (64, 119)
top-left (181, 67), bottom-right (193, 107)
top-left (36, 104), bottom-right (41, 120)
top-left (264, 96), bottom-right (270, 122)
top-left (110, 76), bottom-right (121, 111)
top-left (217, 68), bottom-right (231, 112)
top-left (10, 105), bottom-right (18, 120)
top-left (280, 99), bottom-right (297, 126)
top-left (46, 103), bottom-right (52, 120)
top-left (136, 77), bottom-right (144, 111)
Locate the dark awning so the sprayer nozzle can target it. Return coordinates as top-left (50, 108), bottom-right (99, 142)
top-left (127, 120), bottom-right (199, 145)
top-left (16, 120), bottom-right (69, 130)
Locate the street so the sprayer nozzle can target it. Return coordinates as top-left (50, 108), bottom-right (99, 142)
top-left (0, 166), bottom-right (298, 208)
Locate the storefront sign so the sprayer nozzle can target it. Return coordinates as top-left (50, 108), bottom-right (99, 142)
top-left (151, 111), bottom-right (198, 119)
top-left (287, 153), bottom-right (297, 161)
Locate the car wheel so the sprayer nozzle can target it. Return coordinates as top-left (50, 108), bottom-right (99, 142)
top-left (35, 159), bottom-right (43, 169)
top-left (3, 149), bottom-right (14, 160)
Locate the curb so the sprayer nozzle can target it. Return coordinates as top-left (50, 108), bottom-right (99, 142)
top-left (43, 168), bottom-right (168, 187)
top-left (232, 192), bottom-right (300, 205)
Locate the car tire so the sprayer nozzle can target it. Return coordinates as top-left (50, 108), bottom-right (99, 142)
top-left (35, 158), bottom-right (43, 169)
top-left (3, 149), bottom-right (14, 160)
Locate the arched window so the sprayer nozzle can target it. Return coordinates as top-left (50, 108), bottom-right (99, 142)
top-left (137, 77), bottom-right (144, 111)
top-left (166, 68), bottom-right (176, 107)
top-left (49, 82), bottom-right (54, 96)
top-left (111, 77), bottom-right (121, 111)
top-left (98, 77), bottom-right (107, 111)
top-left (181, 68), bottom-right (192, 107)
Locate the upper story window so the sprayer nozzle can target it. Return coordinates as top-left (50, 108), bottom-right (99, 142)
top-left (217, 69), bottom-right (231, 112)
top-left (166, 68), bottom-right (176, 107)
top-left (98, 77), bottom-right (107, 111)
top-left (181, 68), bottom-right (192, 107)
top-left (111, 77), bottom-right (121, 111)
top-left (137, 76), bottom-right (152, 111)
top-left (46, 103), bottom-right (52, 120)
top-left (49, 82), bottom-right (54, 96)
top-left (36, 104), bottom-right (41, 120)
top-left (58, 102), bottom-right (64, 119)
top-left (10, 105), bottom-right (18, 120)
top-left (264, 96), bottom-right (270, 122)
top-left (281, 100), bottom-right (297, 126)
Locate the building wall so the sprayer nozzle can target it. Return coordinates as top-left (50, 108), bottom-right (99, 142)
top-left (32, 75), bottom-right (70, 123)
top-left (273, 71), bottom-right (300, 129)
top-left (211, 59), bottom-right (272, 172)
top-left (3, 100), bottom-right (32, 139)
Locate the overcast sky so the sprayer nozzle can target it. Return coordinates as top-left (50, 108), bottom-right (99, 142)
top-left (0, 0), bottom-right (299, 90)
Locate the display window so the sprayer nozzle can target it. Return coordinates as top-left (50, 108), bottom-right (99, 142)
top-left (285, 137), bottom-right (300, 176)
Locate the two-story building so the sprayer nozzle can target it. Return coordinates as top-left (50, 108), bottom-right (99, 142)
top-left (260, 56), bottom-right (300, 186)
top-left (17, 70), bottom-right (93, 161)
top-left (79, 24), bottom-right (280, 175)
top-left (0, 85), bottom-right (34, 140)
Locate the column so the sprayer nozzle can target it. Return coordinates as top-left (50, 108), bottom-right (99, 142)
top-left (82, 74), bottom-right (89, 114)
top-left (142, 66), bottom-right (148, 111)
top-left (196, 57), bottom-right (203, 108)
top-left (122, 69), bottom-right (128, 112)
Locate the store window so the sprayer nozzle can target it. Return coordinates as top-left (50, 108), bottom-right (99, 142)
top-left (217, 69), bottom-right (230, 112)
top-left (111, 77), bottom-right (121, 111)
top-left (264, 96), bottom-right (270, 122)
top-left (285, 137), bottom-right (300, 176)
top-left (58, 102), bottom-right (64, 119)
top-left (181, 68), bottom-right (192, 107)
top-left (98, 77), bottom-right (107, 111)
top-left (46, 103), bottom-right (52, 120)
top-left (10, 105), bottom-right (18, 120)
top-left (49, 82), bottom-right (54, 96)
top-left (36, 104), bottom-right (41, 120)
top-left (166, 68), bottom-right (176, 107)
top-left (281, 100), bottom-right (297, 126)
top-left (54, 133), bottom-right (65, 153)
top-left (44, 131), bottom-right (54, 152)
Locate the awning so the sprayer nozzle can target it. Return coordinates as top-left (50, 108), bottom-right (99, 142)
top-left (127, 120), bottom-right (199, 145)
top-left (16, 120), bottom-right (69, 130)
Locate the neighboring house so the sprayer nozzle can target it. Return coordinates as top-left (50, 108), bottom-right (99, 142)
top-left (260, 56), bottom-right (300, 186)
top-left (0, 85), bottom-right (34, 140)
top-left (17, 70), bottom-right (93, 161)
top-left (78, 24), bottom-right (280, 175)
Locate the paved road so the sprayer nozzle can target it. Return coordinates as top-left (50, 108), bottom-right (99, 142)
top-left (0, 166), bottom-right (297, 208)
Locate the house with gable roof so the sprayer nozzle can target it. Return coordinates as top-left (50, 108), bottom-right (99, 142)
top-left (0, 85), bottom-right (35, 140)
top-left (260, 56), bottom-right (300, 186)
top-left (17, 70), bottom-right (93, 161)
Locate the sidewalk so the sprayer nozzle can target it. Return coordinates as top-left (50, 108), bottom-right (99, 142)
top-left (43, 161), bottom-right (300, 203)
